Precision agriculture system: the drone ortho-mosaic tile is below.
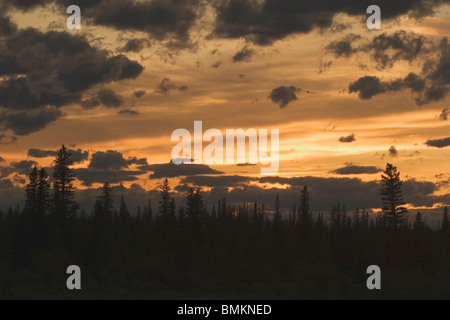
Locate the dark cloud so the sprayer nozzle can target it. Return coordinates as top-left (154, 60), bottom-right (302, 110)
top-left (331, 164), bottom-right (382, 175)
top-left (147, 162), bottom-right (223, 178)
top-left (417, 86), bottom-right (449, 105)
top-left (96, 89), bottom-right (124, 108)
top-left (325, 34), bottom-right (360, 58)
top-left (269, 85), bottom-right (301, 108)
top-left (133, 90), bottom-right (146, 98)
top-left (425, 137), bottom-right (450, 148)
top-left (439, 108), bottom-right (448, 121)
top-left (0, 156), bottom-right (4, 162)
top-left (211, 0), bottom-right (444, 46)
top-left (89, 150), bottom-right (128, 169)
top-left (349, 76), bottom-right (385, 100)
top-left (348, 73), bottom-right (425, 100)
top-left (86, 0), bottom-right (203, 49)
top-left (0, 12), bottom-right (17, 36)
top-left (27, 148), bottom-right (57, 158)
top-left (346, 34), bottom-right (450, 105)
top-left (0, 107), bottom-right (63, 135)
top-left (119, 38), bottom-right (150, 53)
top-left (74, 149), bottom-right (148, 186)
top-left (155, 78), bottom-right (189, 95)
top-left (69, 149), bottom-right (90, 163)
top-left (232, 46), bottom-right (254, 62)
top-left (366, 31), bottom-right (426, 70)
top-left (389, 146), bottom-right (398, 158)
top-left (0, 160), bottom-right (37, 178)
top-left (0, 27), bottom-right (143, 134)
top-left (27, 148), bottom-right (88, 163)
top-left (82, 89), bottom-right (124, 109)
top-left (338, 134), bottom-right (355, 143)
top-left (118, 109), bottom-right (139, 115)
top-left (88, 150), bottom-right (147, 170)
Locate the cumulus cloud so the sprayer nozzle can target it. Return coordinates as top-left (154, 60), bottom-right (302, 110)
top-left (88, 150), bottom-right (147, 170)
top-left (211, 0), bottom-right (444, 46)
top-left (72, 149), bottom-right (148, 186)
top-left (331, 163), bottom-right (382, 175)
top-left (85, 0), bottom-right (203, 49)
top-left (425, 137), bottom-right (450, 148)
top-left (338, 134), bottom-right (356, 143)
top-left (0, 26), bottom-right (143, 135)
top-left (269, 85), bottom-right (301, 108)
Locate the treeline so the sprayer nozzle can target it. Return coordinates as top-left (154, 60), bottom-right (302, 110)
top-left (0, 145), bottom-right (450, 299)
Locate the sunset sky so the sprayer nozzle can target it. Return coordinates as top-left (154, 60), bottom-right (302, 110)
top-left (0, 0), bottom-right (449, 220)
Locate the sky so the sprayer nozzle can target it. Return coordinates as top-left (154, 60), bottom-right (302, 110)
top-left (0, 0), bottom-right (449, 223)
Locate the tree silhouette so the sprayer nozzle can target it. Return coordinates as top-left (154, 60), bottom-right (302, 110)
top-left (51, 145), bottom-right (78, 219)
top-left (36, 168), bottom-right (50, 215)
top-left (380, 163), bottom-right (407, 228)
top-left (299, 186), bottom-right (311, 227)
top-left (443, 206), bottom-right (449, 231)
top-left (99, 182), bottom-right (114, 216)
top-left (25, 166), bottom-right (39, 215)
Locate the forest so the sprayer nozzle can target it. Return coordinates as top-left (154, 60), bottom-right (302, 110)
top-left (0, 145), bottom-right (449, 299)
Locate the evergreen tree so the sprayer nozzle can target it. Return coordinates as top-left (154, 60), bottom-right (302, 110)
top-left (158, 179), bottom-right (172, 219)
top-left (99, 182), bottom-right (114, 216)
top-left (380, 163), bottom-right (407, 228)
top-left (37, 168), bottom-right (50, 215)
top-left (299, 186), bottom-right (311, 227)
top-left (25, 166), bottom-right (39, 215)
top-left (119, 195), bottom-right (130, 219)
top-left (52, 145), bottom-right (78, 218)
top-left (413, 212), bottom-right (425, 230)
top-left (443, 207), bottom-right (449, 231)
top-left (274, 195), bottom-right (281, 225)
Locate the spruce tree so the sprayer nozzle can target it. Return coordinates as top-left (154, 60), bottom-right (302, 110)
top-left (299, 186), bottom-right (311, 227)
top-left (380, 163), bottom-right (407, 228)
top-left (37, 168), bottom-right (50, 215)
top-left (52, 145), bottom-right (78, 218)
top-left (443, 207), bottom-right (449, 231)
top-left (99, 182), bottom-right (114, 216)
top-left (25, 166), bottom-right (39, 215)
top-left (158, 178), bottom-right (172, 219)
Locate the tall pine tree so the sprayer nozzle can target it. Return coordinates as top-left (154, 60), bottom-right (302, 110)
top-left (52, 145), bottom-right (78, 218)
top-left (380, 163), bottom-right (407, 228)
